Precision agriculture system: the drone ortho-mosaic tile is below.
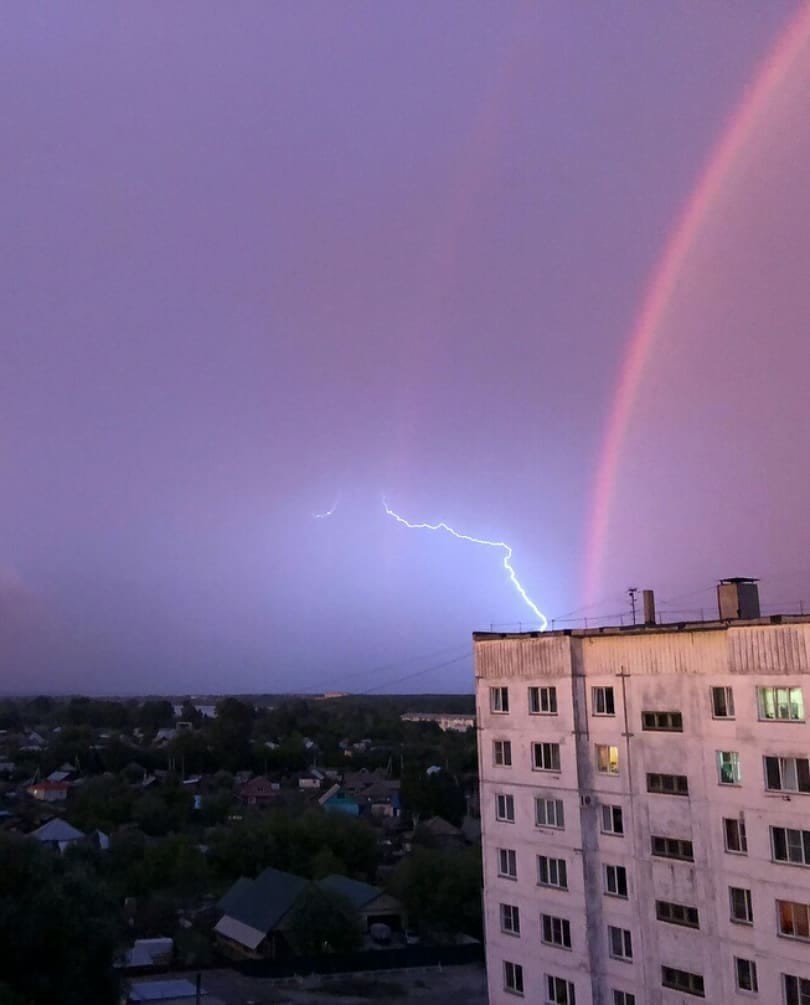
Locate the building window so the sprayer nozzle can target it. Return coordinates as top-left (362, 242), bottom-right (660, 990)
top-left (783, 973), bottom-right (810, 1005)
top-left (647, 772), bottom-right (689, 796)
top-left (778, 900), bottom-right (810, 940)
top-left (735, 957), bottom-right (758, 993)
top-left (490, 687), bottom-right (510, 714)
top-left (546, 975), bottom-right (576, 1005)
top-left (500, 903), bottom-right (520, 935)
top-left (592, 686), bottom-right (615, 716)
top-left (493, 740), bottom-right (512, 767)
top-left (529, 685), bottom-right (557, 715)
top-left (596, 744), bottom-right (619, 775)
top-left (608, 926), bottom-right (632, 961)
top-left (612, 993), bottom-right (635, 1005)
top-left (496, 793), bottom-right (515, 823)
top-left (724, 815), bottom-right (748, 854)
top-left (503, 960), bottom-right (524, 996)
top-left (661, 966), bottom-right (705, 998)
top-left (758, 686), bottom-right (804, 722)
top-left (498, 847), bottom-right (517, 879)
top-left (656, 900), bottom-right (699, 929)
top-left (641, 709), bottom-right (683, 732)
top-left (712, 685), bottom-right (735, 719)
top-left (535, 796), bottom-right (565, 829)
top-left (729, 886), bottom-right (753, 924)
top-left (764, 756), bottom-right (810, 793)
top-left (538, 855), bottom-right (568, 890)
top-left (604, 864), bottom-right (628, 898)
top-left (533, 742), bottom-right (561, 772)
top-left (772, 826), bottom-right (810, 866)
top-left (601, 804), bottom-right (624, 835)
top-left (717, 751), bottom-right (741, 785)
top-left (541, 913), bottom-right (572, 949)
top-left (651, 835), bottom-right (694, 861)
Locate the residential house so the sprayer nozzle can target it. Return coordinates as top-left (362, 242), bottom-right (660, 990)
top-left (126, 978), bottom-right (224, 1004)
top-left (31, 817), bottom-right (85, 853)
top-left (341, 769), bottom-right (401, 819)
top-left (117, 937), bottom-right (174, 971)
top-left (238, 775), bottom-right (280, 806)
top-left (214, 867), bottom-right (405, 959)
top-left (319, 784), bottom-right (361, 817)
top-left (27, 780), bottom-right (70, 803)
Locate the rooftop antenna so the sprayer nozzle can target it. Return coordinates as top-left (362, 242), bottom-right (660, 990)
top-left (627, 587), bottom-right (638, 626)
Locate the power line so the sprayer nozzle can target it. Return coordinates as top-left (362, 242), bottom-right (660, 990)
top-left (356, 652), bottom-right (471, 696)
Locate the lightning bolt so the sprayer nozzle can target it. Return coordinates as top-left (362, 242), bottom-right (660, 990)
top-left (313, 492), bottom-right (341, 520)
top-left (383, 498), bottom-right (548, 630)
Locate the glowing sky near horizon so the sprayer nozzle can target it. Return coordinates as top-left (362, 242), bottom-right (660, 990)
top-left (1, 2), bottom-right (808, 693)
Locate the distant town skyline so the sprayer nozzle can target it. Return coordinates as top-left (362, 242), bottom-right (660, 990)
top-left (2, 3), bottom-right (809, 693)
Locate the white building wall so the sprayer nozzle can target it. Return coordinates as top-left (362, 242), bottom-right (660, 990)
top-left (476, 619), bottom-right (810, 1005)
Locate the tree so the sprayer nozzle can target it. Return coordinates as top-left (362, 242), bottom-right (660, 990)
top-left (285, 886), bottom-right (363, 956)
top-left (387, 846), bottom-right (482, 939)
top-left (0, 834), bottom-right (121, 1004)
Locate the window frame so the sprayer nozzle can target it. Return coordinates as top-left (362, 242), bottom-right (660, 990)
top-left (783, 973), bottom-right (810, 1005)
top-left (537, 854), bottom-right (568, 890)
top-left (500, 902), bottom-right (521, 936)
top-left (777, 899), bottom-right (810, 941)
top-left (729, 886), bottom-right (753, 925)
top-left (546, 975), bottom-right (576, 1005)
top-left (601, 803), bottom-right (624, 835)
top-left (490, 686), bottom-right (510, 714)
top-left (493, 739), bottom-right (512, 767)
top-left (764, 755), bottom-right (810, 794)
top-left (735, 957), bottom-right (758, 993)
top-left (503, 960), bottom-right (524, 996)
top-left (497, 847), bottom-right (517, 880)
top-left (651, 835), bottom-right (694, 861)
top-left (596, 744), bottom-right (619, 776)
top-left (592, 686), bottom-right (615, 716)
top-left (641, 709), bottom-right (683, 732)
top-left (532, 741), bottom-right (561, 773)
top-left (661, 966), bottom-right (705, 998)
top-left (529, 685), bottom-right (558, 715)
top-left (495, 792), bottom-right (515, 823)
top-left (717, 750), bottom-right (742, 785)
top-left (711, 685), bottom-right (735, 719)
top-left (655, 899), bottom-right (699, 929)
top-left (772, 825), bottom-right (810, 866)
top-left (724, 815), bottom-right (748, 854)
top-left (607, 925), bottom-right (633, 962)
top-left (758, 685), bottom-right (805, 722)
top-left (535, 796), bottom-right (565, 830)
top-left (603, 863), bottom-right (628, 898)
top-left (541, 913), bottom-right (572, 950)
top-left (647, 771), bottom-right (689, 796)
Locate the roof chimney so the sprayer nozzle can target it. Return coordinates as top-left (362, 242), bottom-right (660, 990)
top-left (642, 589), bottom-right (656, 626)
top-left (717, 578), bottom-right (760, 621)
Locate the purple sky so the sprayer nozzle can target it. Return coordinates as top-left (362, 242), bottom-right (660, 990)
top-left (2, 3), bottom-right (807, 694)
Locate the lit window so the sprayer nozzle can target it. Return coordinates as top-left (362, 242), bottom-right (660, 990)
top-left (596, 744), bottom-right (619, 775)
top-left (592, 686), bottom-right (615, 716)
top-left (717, 751), bottom-right (741, 785)
top-left (758, 686), bottom-right (804, 721)
top-left (778, 900), bottom-right (810, 940)
top-left (529, 685), bottom-right (557, 715)
top-left (711, 686), bottom-right (735, 718)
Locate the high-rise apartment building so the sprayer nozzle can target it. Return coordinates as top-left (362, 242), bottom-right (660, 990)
top-left (475, 579), bottom-right (810, 1005)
